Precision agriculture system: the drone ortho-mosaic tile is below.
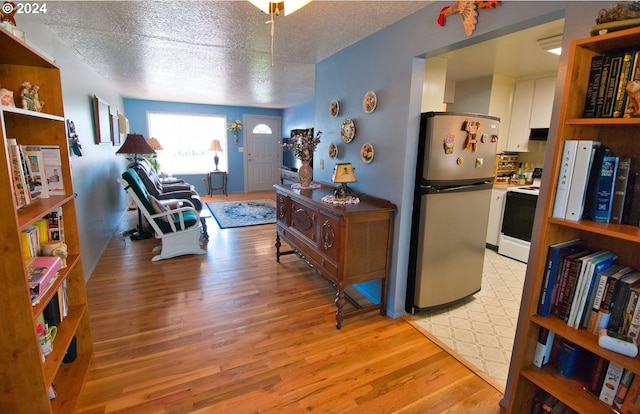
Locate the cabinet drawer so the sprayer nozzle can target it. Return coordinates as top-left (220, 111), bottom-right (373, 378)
top-left (276, 193), bottom-right (290, 226)
top-left (290, 200), bottom-right (317, 244)
top-left (318, 213), bottom-right (341, 264)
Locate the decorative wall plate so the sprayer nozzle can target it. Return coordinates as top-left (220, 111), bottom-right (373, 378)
top-left (363, 90), bottom-right (377, 114)
top-left (328, 142), bottom-right (338, 159)
top-left (341, 118), bottom-right (356, 143)
top-left (329, 100), bottom-right (339, 117)
top-left (361, 142), bottom-right (374, 163)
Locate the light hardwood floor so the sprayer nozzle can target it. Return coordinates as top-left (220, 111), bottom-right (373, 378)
top-left (75, 191), bottom-right (505, 413)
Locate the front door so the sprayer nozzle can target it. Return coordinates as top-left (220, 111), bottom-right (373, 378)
top-left (244, 115), bottom-right (281, 192)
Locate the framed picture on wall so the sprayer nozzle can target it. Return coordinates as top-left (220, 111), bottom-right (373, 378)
top-left (111, 113), bottom-right (120, 146)
top-left (93, 95), bottom-right (111, 144)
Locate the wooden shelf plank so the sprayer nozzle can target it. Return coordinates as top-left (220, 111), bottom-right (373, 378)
top-left (520, 366), bottom-right (617, 414)
top-left (31, 255), bottom-right (80, 316)
top-left (548, 217), bottom-right (640, 243)
top-left (42, 303), bottom-right (87, 386)
top-left (532, 315), bottom-right (640, 374)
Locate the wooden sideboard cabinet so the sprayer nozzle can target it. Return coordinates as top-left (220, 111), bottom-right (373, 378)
top-left (274, 183), bottom-right (396, 328)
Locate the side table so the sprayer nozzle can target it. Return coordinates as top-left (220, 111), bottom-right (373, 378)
top-left (208, 171), bottom-right (228, 196)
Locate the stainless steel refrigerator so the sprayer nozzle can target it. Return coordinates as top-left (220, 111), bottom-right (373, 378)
top-left (406, 112), bottom-right (500, 313)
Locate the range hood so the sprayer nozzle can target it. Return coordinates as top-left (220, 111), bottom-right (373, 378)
top-left (529, 128), bottom-right (549, 141)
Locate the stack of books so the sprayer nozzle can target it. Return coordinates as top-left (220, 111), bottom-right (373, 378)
top-left (583, 48), bottom-right (639, 119)
top-left (6, 139), bottom-right (64, 210)
top-left (552, 140), bottom-right (637, 225)
top-left (538, 239), bottom-right (640, 337)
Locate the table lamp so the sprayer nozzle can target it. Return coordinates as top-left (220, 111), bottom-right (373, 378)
top-left (115, 133), bottom-right (156, 240)
top-left (209, 139), bottom-right (223, 171)
top-left (332, 162), bottom-right (357, 199)
top-left (147, 137), bottom-right (164, 151)
top-left (116, 133), bottom-right (156, 165)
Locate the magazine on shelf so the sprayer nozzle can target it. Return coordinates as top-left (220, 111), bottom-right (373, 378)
top-left (23, 145), bottom-right (64, 196)
top-left (23, 148), bottom-right (49, 199)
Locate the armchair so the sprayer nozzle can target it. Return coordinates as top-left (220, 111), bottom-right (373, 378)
top-left (132, 159), bottom-right (203, 211)
top-left (118, 168), bottom-right (205, 261)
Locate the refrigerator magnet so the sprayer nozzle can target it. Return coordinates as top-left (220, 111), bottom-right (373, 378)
top-left (443, 134), bottom-right (454, 154)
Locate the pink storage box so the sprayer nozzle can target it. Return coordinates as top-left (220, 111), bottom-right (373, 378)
top-left (27, 256), bottom-right (61, 296)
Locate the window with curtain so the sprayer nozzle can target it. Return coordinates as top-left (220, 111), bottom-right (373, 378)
top-left (147, 112), bottom-right (227, 174)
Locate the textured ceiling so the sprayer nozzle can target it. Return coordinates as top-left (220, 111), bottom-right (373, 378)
top-left (34, 1), bottom-right (432, 108)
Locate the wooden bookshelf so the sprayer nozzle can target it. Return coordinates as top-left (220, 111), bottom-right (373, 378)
top-left (0, 27), bottom-right (93, 413)
top-left (506, 26), bottom-right (640, 413)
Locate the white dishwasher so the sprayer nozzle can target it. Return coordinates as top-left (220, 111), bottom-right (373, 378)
top-left (486, 186), bottom-right (508, 248)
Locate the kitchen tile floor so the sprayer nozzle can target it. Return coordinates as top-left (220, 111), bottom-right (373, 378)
top-left (408, 249), bottom-right (527, 390)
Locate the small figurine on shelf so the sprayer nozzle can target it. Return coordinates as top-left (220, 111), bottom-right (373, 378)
top-left (20, 81), bottom-right (35, 111)
top-left (31, 85), bottom-right (44, 112)
top-left (0, 2), bottom-right (17, 26)
top-left (0, 85), bottom-right (15, 107)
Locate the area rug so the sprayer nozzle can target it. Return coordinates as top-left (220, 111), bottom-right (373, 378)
top-left (206, 199), bottom-right (276, 229)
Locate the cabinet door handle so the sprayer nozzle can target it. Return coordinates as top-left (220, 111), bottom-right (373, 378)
top-left (321, 220), bottom-right (335, 249)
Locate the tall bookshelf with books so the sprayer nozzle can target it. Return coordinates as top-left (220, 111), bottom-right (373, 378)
top-left (0, 27), bottom-right (93, 412)
top-left (506, 27), bottom-right (640, 413)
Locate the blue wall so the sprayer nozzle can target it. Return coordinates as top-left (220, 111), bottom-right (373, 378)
top-left (15, 16), bottom-right (128, 279)
top-left (283, 100), bottom-right (315, 133)
top-left (124, 99), bottom-right (283, 193)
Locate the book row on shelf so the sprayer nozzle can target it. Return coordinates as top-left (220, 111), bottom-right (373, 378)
top-left (7, 139), bottom-right (64, 210)
top-left (22, 208), bottom-right (65, 257)
top-left (552, 139), bottom-right (638, 225)
top-left (583, 47), bottom-right (640, 119)
top-left (24, 206), bottom-right (76, 402)
top-left (532, 328), bottom-right (640, 413)
top-left (534, 238), bottom-right (640, 411)
top-left (531, 389), bottom-right (579, 414)
top-left (23, 207), bottom-right (66, 304)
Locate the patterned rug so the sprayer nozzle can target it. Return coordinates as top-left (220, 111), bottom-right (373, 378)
top-left (206, 199), bottom-right (276, 229)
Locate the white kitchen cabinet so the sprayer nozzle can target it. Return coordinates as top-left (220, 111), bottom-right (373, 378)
top-left (486, 186), bottom-right (507, 247)
top-left (506, 80), bottom-right (534, 152)
top-left (505, 77), bottom-right (555, 152)
top-left (529, 77), bottom-right (555, 128)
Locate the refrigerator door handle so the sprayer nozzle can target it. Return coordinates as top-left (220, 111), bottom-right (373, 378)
top-left (423, 180), bottom-right (492, 193)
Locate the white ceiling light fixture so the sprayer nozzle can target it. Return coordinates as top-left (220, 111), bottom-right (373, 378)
top-left (249, 0), bottom-right (311, 16)
top-left (537, 34), bottom-right (563, 55)
top-left (250, 0), bottom-right (312, 66)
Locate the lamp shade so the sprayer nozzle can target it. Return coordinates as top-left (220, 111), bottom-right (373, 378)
top-left (332, 163), bottom-right (357, 184)
top-left (147, 137), bottom-right (164, 151)
top-left (116, 133), bottom-right (156, 156)
top-left (249, 0), bottom-right (311, 15)
top-left (209, 139), bottom-right (223, 152)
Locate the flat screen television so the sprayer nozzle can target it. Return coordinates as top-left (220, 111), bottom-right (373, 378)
top-left (281, 137), bottom-right (301, 172)
top-left (282, 128), bottom-right (314, 171)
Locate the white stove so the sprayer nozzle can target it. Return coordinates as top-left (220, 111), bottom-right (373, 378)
top-left (498, 179), bottom-right (541, 263)
top-left (507, 178), bottom-right (541, 196)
